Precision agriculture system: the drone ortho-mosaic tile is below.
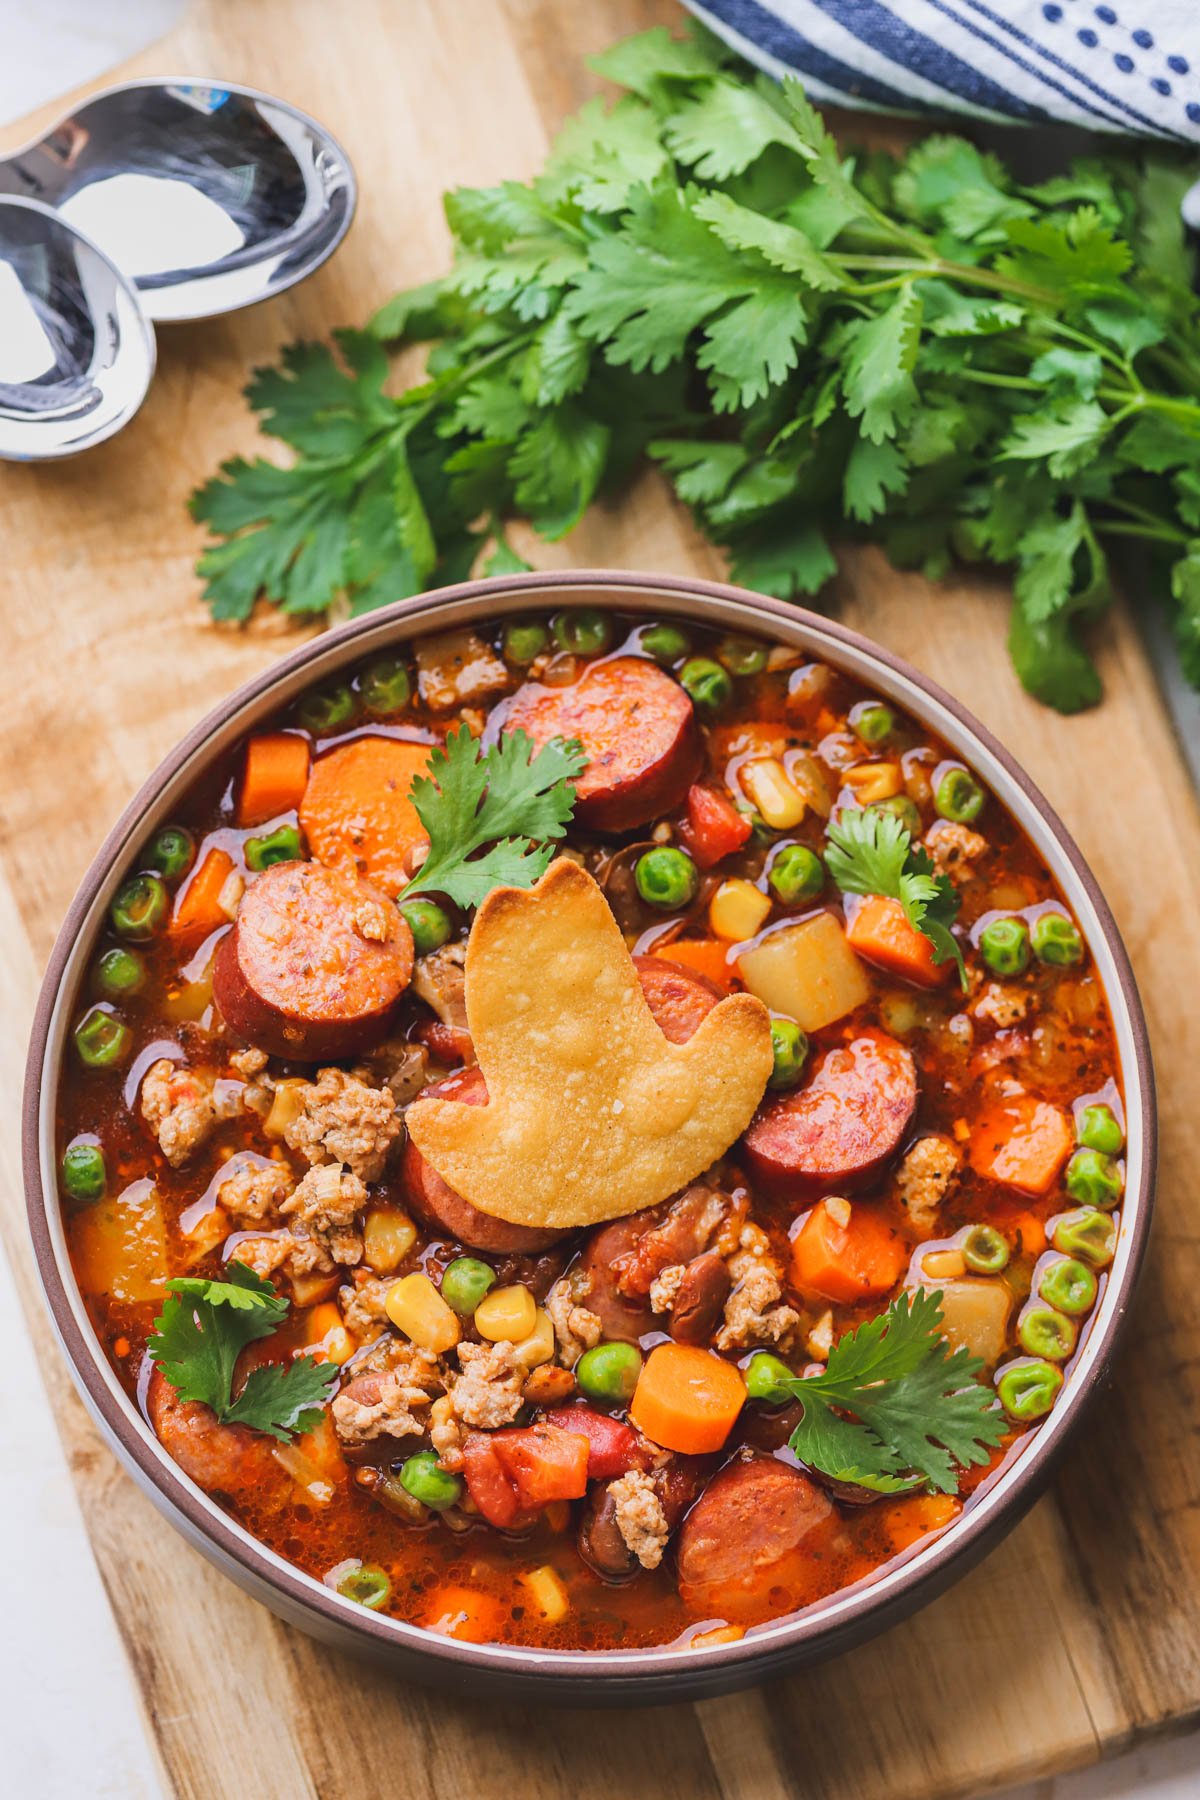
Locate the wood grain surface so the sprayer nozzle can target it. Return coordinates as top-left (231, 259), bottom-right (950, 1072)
top-left (2, 3), bottom-right (1198, 1796)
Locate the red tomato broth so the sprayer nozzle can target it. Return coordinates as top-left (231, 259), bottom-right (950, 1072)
top-left (56, 611), bottom-right (1123, 1651)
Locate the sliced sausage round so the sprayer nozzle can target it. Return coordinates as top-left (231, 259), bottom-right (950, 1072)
top-left (500, 656), bottom-right (702, 832)
top-left (214, 860), bottom-right (413, 1062)
top-left (401, 1066), bottom-right (566, 1253)
top-left (147, 1368), bottom-right (275, 1496)
top-left (742, 1029), bottom-right (918, 1200)
top-left (633, 955), bottom-right (722, 1044)
top-left (676, 1455), bottom-right (835, 1622)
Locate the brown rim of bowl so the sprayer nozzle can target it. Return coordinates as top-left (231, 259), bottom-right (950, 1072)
top-left (24, 569), bottom-right (1156, 1689)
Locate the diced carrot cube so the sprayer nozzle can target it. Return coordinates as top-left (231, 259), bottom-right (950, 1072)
top-left (970, 1093), bottom-right (1073, 1197)
top-left (238, 732), bottom-right (311, 827)
top-left (846, 895), bottom-right (948, 990)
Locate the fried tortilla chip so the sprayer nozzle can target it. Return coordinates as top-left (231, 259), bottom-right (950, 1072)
top-left (405, 859), bottom-right (773, 1229)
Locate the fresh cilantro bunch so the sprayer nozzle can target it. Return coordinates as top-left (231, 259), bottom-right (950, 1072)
top-left (191, 24), bottom-right (1200, 711)
top-left (401, 725), bottom-right (586, 908)
top-left (825, 806), bottom-right (967, 986)
top-left (148, 1261), bottom-right (337, 1441)
top-left (785, 1288), bottom-right (1007, 1494)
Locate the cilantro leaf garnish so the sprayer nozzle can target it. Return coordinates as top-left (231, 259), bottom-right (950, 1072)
top-left (784, 1289), bottom-right (1008, 1494)
top-left (401, 725), bottom-right (587, 910)
top-left (825, 807), bottom-right (968, 988)
top-left (191, 24), bottom-right (1200, 712)
top-left (148, 1261), bottom-right (337, 1443)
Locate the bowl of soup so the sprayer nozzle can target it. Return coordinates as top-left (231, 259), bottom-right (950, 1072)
top-left (24, 570), bottom-right (1154, 1702)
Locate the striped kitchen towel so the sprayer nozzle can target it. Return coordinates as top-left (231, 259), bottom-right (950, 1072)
top-left (682, 0), bottom-right (1200, 141)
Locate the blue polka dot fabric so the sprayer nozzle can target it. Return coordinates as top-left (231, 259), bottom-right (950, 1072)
top-left (681, 0), bottom-right (1200, 140)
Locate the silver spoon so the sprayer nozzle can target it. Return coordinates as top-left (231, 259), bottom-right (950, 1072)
top-left (0, 196), bottom-right (155, 460)
top-left (0, 77), bottom-right (357, 322)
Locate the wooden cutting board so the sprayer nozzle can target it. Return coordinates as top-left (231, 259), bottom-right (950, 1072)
top-left (2, 2), bottom-right (1199, 1795)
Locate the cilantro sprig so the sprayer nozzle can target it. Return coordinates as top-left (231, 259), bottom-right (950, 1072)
top-left (400, 725), bottom-right (586, 909)
top-left (825, 807), bottom-right (967, 988)
top-left (148, 1261), bottom-right (337, 1442)
top-left (191, 24), bottom-right (1200, 711)
top-left (785, 1289), bottom-right (1007, 1494)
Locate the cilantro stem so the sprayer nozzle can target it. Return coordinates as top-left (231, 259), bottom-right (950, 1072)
top-left (1097, 519), bottom-right (1190, 546)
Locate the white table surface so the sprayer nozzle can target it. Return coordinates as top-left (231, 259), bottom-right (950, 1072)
top-left (4, 7), bottom-right (1199, 1796)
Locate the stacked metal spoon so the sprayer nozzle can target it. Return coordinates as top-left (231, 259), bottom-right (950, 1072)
top-left (0, 78), bottom-right (355, 459)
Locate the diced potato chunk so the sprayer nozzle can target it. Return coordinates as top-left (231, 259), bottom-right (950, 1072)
top-left (72, 1178), bottom-right (166, 1303)
top-left (735, 913), bottom-right (871, 1033)
top-left (924, 1276), bottom-right (1011, 1366)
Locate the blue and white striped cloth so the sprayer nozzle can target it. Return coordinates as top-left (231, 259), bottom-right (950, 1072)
top-left (683, 0), bottom-right (1200, 142)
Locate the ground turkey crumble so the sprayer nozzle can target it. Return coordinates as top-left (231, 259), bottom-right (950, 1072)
top-left (284, 1067), bottom-right (401, 1183)
top-left (338, 1272), bottom-right (394, 1342)
top-left (216, 1160), bottom-right (294, 1226)
top-left (609, 1469), bottom-right (670, 1570)
top-left (331, 1337), bottom-right (446, 1447)
top-left (649, 1264), bottom-right (686, 1315)
top-left (412, 942), bottom-right (468, 1032)
top-left (140, 1059), bottom-right (225, 1168)
top-left (279, 1163), bottom-right (366, 1267)
top-left (545, 1271), bottom-right (602, 1365)
top-left (447, 1340), bottom-right (529, 1430)
top-left (895, 1135), bottom-right (961, 1231)
top-left (715, 1223), bottom-right (799, 1351)
top-left (972, 984), bottom-right (1031, 1030)
top-left (923, 819), bottom-right (988, 877)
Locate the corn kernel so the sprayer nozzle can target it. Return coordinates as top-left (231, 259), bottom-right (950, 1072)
top-left (520, 1564), bottom-right (570, 1623)
top-left (689, 1624), bottom-right (745, 1648)
top-left (824, 1196), bottom-right (852, 1229)
top-left (386, 1272), bottom-right (461, 1353)
top-left (741, 758), bottom-right (806, 829)
top-left (263, 1077), bottom-right (308, 1141)
top-left (475, 1283), bottom-right (537, 1343)
top-left (843, 762), bottom-right (902, 803)
top-left (363, 1206), bottom-right (418, 1275)
top-left (513, 1306), bottom-right (556, 1368)
top-left (921, 1248), bottom-right (966, 1280)
top-left (708, 878), bottom-right (771, 942)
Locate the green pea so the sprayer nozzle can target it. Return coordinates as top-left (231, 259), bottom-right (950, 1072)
top-left (144, 826), bottom-right (195, 882)
top-left (935, 767), bottom-right (985, 824)
top-left (768, 1018), bottom-right (809, 1089)
top-left (110, 873), bottom-right (168, 940)
top-left (744, 1352), bottom-right (795, 1405)
top-left (866, 795), bottom-right (922, 835)
top-left (360, 656), bottom-right (411, 715)
top-left (552, 609), bottom-right (611, 656)
top-left (1051, 1208), bottom-right (1116, 1269)
top-left (1065, 1148), bottom-right (1123, 1211)
top-left (1018, 1304), bottom-right (1077, 1362)
top-left (95, 946), bottom-right (146, 1000)
top-left (399, 1451), bottom-right (464, 1513)
top-left (441, 1257), bottom-right (496, 1316)
top-left (979, 916), bottom-right (1031, 978)
top-left (1076, 1103), bottom-right (1123, 1156)
top-left (244, 825), bottom-right (303, 872)
top-left (399, 898), bottom-right (452, 957)
top-left (74, 1007), bottom-right (132, 1069)
top-left (768, 844), bottom-right (824, 906)
top-left (503, 620), bottom-right (549, 665)
top-left (679, 657), bottom-right (733, 715)
top-left (576, 1341), bottom-right (643, 1404)
top-left (997, 1358), bottom-right (1063, 1421)
top-left (635, 846), bottom-right (699, 911)
top-left (336, 1563), bottom-right (391, 1608)
top-left (851, 701), bottom-right (895, 746)
top-left (297, 682), bottom-right (357, 734)
top-left (1038, 1255), bottom-right (1097, 1318)
top-left (640, 623), bottom-right (689, 664)
top-left (962, 1224), bottom-right (1009, 1275)
top-left (60, 1141), bottom-right (106, 1205)
top-left (1031, 912), bottom-right (1084, 967)
top-left (717, 635), bottom-right (767, 677)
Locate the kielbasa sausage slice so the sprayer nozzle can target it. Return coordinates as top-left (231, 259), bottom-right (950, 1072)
top-left (214, 861), bottom-right (413, 1062)
top-left (742, 1029), bottom-right (918, 1199)
top-left (500, 656), bottom-right (702, 832)
top-left (632, 954), bottom-right (722, 1044)
top-left (676, 1455), bottom-right (835, 1622)
top-left (401, 1066), bottom-right (566, 1253)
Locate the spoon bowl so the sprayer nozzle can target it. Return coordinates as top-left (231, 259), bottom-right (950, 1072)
top-left (0, 196), bottom-right (155, 460)
top-left (0, 78), bottom-right (356, 322)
